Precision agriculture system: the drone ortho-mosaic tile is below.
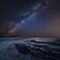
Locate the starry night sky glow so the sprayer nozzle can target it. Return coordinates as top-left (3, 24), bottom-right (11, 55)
top-left (0, 0), bottom-right (60, 37)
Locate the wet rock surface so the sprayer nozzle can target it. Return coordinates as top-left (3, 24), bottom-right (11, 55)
top-left (15, 40), bottom-right (60, 60)
top-left (0, 38), bottom-right (60, 60)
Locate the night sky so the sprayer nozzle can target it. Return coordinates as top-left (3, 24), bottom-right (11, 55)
top-left (0, 0), bottom-right (60, 37)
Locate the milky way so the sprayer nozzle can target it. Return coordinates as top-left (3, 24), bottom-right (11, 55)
top-left (0, 0), bottom-right (60, 37)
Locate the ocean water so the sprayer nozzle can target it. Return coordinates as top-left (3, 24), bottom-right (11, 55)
top-left (0, 38), bottom-right (60, 60)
